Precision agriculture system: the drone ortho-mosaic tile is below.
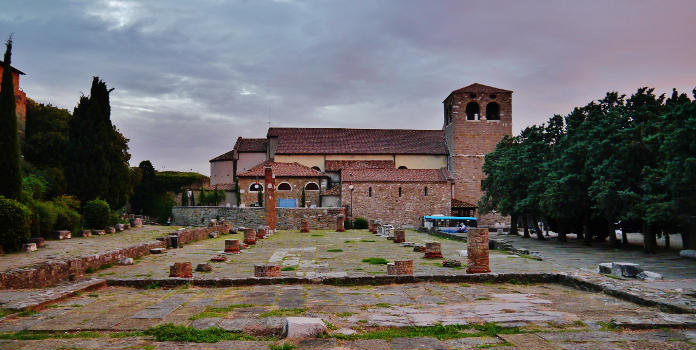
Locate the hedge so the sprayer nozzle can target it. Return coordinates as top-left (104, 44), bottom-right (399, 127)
top-left (0, 197), bottom-right (32, 252)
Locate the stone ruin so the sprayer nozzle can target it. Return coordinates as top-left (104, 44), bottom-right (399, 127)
top-left (244, 228), bottom-right (257, 245)
top-left (169, 262), bottom-right (192, 278)
top-left (387, 260), bottom-right (413, 275)
top-left (254, 264), bottom-right (281, 277)
top-left (300, 216), bottom-right (310, 233)
top-left (424, 242), bottom-right (443, 259)
top-left (466, 228), bottom-right (490, 273)
top-left (256, 226), bottom-right (266, 239)
top-left (336, 213), bottom-right (345, 232)
top-left (393, 230), bottom-right (405, 243)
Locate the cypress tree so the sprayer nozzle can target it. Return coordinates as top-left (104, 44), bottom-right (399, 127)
top-left (190, 191), bottom-right (195, 207)
top-left (0, 37), bottom-right (21, 199)
top-left (181, 191), bottom-right (188, 206)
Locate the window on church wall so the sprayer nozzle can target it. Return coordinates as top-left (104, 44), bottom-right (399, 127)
top-left (398, 187), bottom-right (402, 197)
top-left (277, 182), bottom-right (292, 191)
top-left (486, 102), bottom-right (500, 120)
top-left (465, 102), bottom-right (480, 120)
top-left (305, 182), bottom-right (319, 191)
top-left (368, 187), bottom-right (372, 197)
top-left (249, 183), bottom-right (263, 192)
top-left (398, 166), bottom-right (407, 169)
top-left (424, 186), bottom-right (428, 196)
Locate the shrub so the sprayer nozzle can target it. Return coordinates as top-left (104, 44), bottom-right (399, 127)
top-left (54, 203), bottom-right (81, 232)
top-left (83, 199), bottom-right (111, 229)
top-left (34, 201), bottom-right (58, 235)
top-left (353, 217), bottom-right (368, 229)
top-left (344, 219), bottom-right (353, 230)
top-left (0, 197), bottom-right (32, 252)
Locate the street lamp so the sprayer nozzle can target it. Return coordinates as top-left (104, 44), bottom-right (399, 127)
top-left (348, 173), bottom-right (354, 220)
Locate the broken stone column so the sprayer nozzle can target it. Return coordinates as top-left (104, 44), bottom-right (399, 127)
top-left (393, 230), bottom-right (405, 243)
top-left (256, 226), bottom-right (266, 239)
top-left (265, 166), bottom-right (277, 232)
top-left (369, 219), bottom-right (375, 233)
top-left (466, 228), bottom-right (491, 273)
top-left (300, 216), bottom-right (309, 233)
top-left (254, 264), bottom-right (281, 277)
top-left (244, 228), bottom-right (257, 245)
top-left (22, 243), bottom-right (37, 252)
top-left (225, 239), bottom-right (240, 253)
top-left (336, 213), bottom-right (345, 232)
top-left (169, 262), bottom-right (193, 278)
top-left (387, 260), bottom-right (413, 275)
top-left (424, 242), bottom-right (443, 259)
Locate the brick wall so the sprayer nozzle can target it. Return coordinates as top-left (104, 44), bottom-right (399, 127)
top-left (238, 177), bottom-right (322, 207)
top-left (341, 182), bottom-right (450, 227)
top-left (172, 206), bottom-right (343, 230)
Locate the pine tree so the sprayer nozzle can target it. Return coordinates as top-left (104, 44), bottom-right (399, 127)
top-left (0, 37), bottom-right (21, 199)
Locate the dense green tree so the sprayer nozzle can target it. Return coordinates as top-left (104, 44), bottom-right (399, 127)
top-left (130, 160), bottom-right (156, 214)
top-left (0, 37), bottom-right (21, 200)
top-left (66, 77), bottom-right (132, 209)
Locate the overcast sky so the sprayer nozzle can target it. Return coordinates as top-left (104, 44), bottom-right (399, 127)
top-left (2, 0), bottom-right (694, 174)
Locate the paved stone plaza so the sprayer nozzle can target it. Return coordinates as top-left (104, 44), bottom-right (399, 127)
top-left (0, 226), bottom-right (694, 349)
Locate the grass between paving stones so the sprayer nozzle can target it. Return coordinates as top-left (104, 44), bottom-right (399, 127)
top-left (0, 331), bottom-right (146, 340)
top-left (327, 249), bottom-right (343, 252)
top-left (269, 343), bottom-right (296, 350)
top-left (259, 308), bottom-right (306, 318)
top-left (326, 323), bottom-right (524, 341)
top-left (189, 304), bottom-right (254, 320)
top-left (144, 324), bottom-right (262, 342)
top-left (85, 263), bottom-right (113, 274)
top-left (281, 266), bottom-right (296, 271)
top-left (362, 257), bottom-right (388, 265)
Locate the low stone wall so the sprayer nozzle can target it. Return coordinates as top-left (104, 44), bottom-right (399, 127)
top-left (172, 206), bottom-right (344, 230)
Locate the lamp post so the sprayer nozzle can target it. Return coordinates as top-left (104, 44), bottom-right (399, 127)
top-left (348, 173), bottom-right (354, 221)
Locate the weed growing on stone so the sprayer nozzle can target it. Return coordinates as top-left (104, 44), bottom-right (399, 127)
top-left (311, 234), bottom-right (324, 237)
top-left (110, 331), bottom-right (145, 338)
top-left (335, 312), bottom-right (354, 317)
top-left (323, 320), bottom-right (338, 330)
top-left (16, 310), bottom-right (38, 317)
top-left (362, 258), bottom-right (388, 265)
top-left (281, 266), bottom-right (296, 271)
top-left (189, 304), bottom-right (254, 320)
top-left (327, 323), bottom-right (523, 340)
top-left (360, 239), bottom-right (376, 242)
top-left (327, 249), bottom-right (343, 252)
top-left (259, 308), bottom-right (306, 318)
top-left (144, 282), bottom-right (160, 289)
top-left (87, 294), bottom-right (99, 298)
top-left (269, 343), bottom-right (296, 350)
top-left (474, 341), bottom-right (512, 348)
top-left (597, 321), bottom-right (619, 330)
top-left (144, 324), bottom-right (258, 342)
top-left (475, 297), bottom-right (490, 301)
top-left (0, 331), bottom-right (101, 340)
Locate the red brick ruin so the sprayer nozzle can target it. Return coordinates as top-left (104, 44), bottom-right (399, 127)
top-left (244, 228), bottom-right (257, 245)
top-left (224, 239), bottom-right (240, 253)
top-left (256, 226), bottom-right (266, 239)
top-left (336, 210), bottom-right (346, 232)
top-left (387, 260), bottom-right (413, 275)
top-left (254, 264), bottom-right (281, 277)
top-left (300, 216), bottom-right (309, 233)
top-left (369, 219), bottom-right (376, 233)
top-left (169, 262), bottom-right (193, 278)
top-left (265, 166), bottom-right (276, 232)
top-left (393, 230), bottom-right (405, 243)
top-left (424, 242), bottom-right (443, 259)
top-left (466, 228), bottom-right (491, 273)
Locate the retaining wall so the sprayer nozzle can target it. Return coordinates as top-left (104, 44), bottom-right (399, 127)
top-left (172, 206), bottom-right (344, 230)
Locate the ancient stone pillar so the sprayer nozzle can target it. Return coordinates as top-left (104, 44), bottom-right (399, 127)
top-left (225, 239), bottom-right (240, 253)
top-left (336, 213), bottom-right (345, 232)
top-left (466, 228), bottom-right (491, 273)
top-left (393, 230), bottom-right (405, 243)
top-left (300, 216), bottom-right (309, 233)
top-left (130, 217), bottom-right (143, 228)
top-left (387, 260), bottom-right (413, 275)
top-left (256, 226), bottom-right (266, 239)
top-left (169, 262), bottom-right (193, 278)
top-left (265, 166), bottom-right (277, 232)
top-left (254, 265), bottom-right (281, 277)
top-left (244, 228), bottom-right (257, 245)
top-left (424, 242), bottom-right (443, 259)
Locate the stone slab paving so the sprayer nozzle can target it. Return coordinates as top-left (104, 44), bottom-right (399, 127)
top-left (0, 278), bottom-right (105, 310)
top-left (0, 225), bottom-right (181, 273)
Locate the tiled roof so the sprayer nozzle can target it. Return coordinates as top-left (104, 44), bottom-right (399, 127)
top-left (452, 198), bottom-right (477, 208)
top-left (0, 60), bottom-right (25, 75)
top-left (267, 128), bottom-right (447, 155)
top-left (449, 83), bottom-right (512, 95)
top-left (321, 185), bottom-right (341, 196)
top-left (210, 137), bottom-right (268, 162)
top-left (237, 161), bottom-right (327, 178)
top-left (325, 160), bottom-right (394, 171)
top-left (341, 168), bottom-right (450, 183)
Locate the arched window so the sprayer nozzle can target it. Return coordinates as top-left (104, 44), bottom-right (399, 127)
top-left (311, 166), bottom-right (321, 172)
top-left (465, 102), bottom-right (480, 120)
top-left (368, 187), bottom-right (373, 197)
top-left (304, 182), bottom-right (319, 191)
top-left (249, 183), bottom-right (263, 192)
top-left (398, 187), bottom-right (402, 197)
top-left (398, 166), bottom-right (408, 169)
top-left (424, 186), bottom-right (428, 196)
top-left (277, 182), bottom-right (292, 191)
top-left (486, 102), bottom-right (500, 120)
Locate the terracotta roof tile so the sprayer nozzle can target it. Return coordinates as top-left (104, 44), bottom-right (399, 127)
top-left (237, 161), bottom-right (327, 178)
top-left (210, 137), bottom-right (268, 162)
top-left (452, 198), bottom-right (477, 208)
top-left (341, 168), bottom-right (449, 183)
top-left (267, 128), bottom-right (447, 155)
top-left (325, 160), bottom-right (394, 171)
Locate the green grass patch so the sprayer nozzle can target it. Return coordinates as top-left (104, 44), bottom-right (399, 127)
top-left (110, 331), bottom-right (145, 338)
top-left (144, 282), bottom-right (160, 289)
top-left (362, 257), bottom-right (388, 265)
top-left (374, 303), bottom-right (391, 308)
top-left (144, 324), bottom-right (258, 342)
top-left (360, 239), bottom-right (376, 242)
top-left (311, 234), bottom-right (324, 237)
top-left (281, 266), bottom-right (296, 271)
top-left (327, 249), bottom-right (343, 252)
top-left (259, 308), bottom-right (306, 318)
top-left (323, 320), bottom-right (338, 330)
top-left (0, 331), bottom-right (102, 340)
top-left (326, 323), bottom-right (523, 340)
top-left (269, 343), bottom-right (296, 350)
top-left (475, 297), bottom-right (490, 301)
top-left (597, 321), bottom-right (619, 330)
top-left (335, 312), bottom-right (354, 317)
top-left (16, 310), bottom-right (38, 317)
top-left (189, 304), bottom-right (254, 320)
top-left (475, 342), bottom-right (512, 348)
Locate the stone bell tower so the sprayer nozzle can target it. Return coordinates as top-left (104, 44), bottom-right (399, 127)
top-left (443, 83), bottom-right (512, 223)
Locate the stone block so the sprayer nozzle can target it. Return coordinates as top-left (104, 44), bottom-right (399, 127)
top-left (22, 243), bottom-right (37, 252)
top-left (54, 230), bottom-right (71, 240)
top-left (283, 317), bottom-right (326, 338)
top-left (387, 260), bottom-right (413, 275)
top-left (442, 259), bottom-right (462, 268)
top-left (336, 214), bottom-right (345, 232)
top-left (115, 224), bottom-right (125, 232)
top-left (300, 217), bottom-right (309, 233)
top-left (211, 254), bottom-right (227, 262)
top-left (150, 248), bottom-right (166, 254)
top-left (225, 239), bottom-right (240, 254)
top-left (254, 265), bottom-right (281, 277)
top-left (92, 229), bottom-right (106, 236)
top-left (243, 228), bottom-right (256, 245)
top-left (170, 262), bottom-right (193, 278)
top-left (413, 244), bottom-right (425, 252)
top-left (28, 237), bottom-right (45, 248)
top-left (169, 235), bottom-right (179, 248)
top-left (79, 230), bottom-right (91, 238)
top-left (118, 257), bottom-right (134, 265)
top-left (393, 230), bottom-right (406, 243)
top-left (400, 242), bottom-right (416, 247)
top-left (209, 231), bottom-right (219, 239)
top-left (105, 226), bottom-right (116, 234)
top-left (130, 218), bottom-right (143, 228)
top-left (257, 227), bottom-right (266, 239)
top-left (424, 242), bottom-right (443, 259)
top-left (636, 271), bottom-right (663, 281)
top-left (466, 228), bottom-right (491, 273)
top-left (611, 262), bottom-right (643, 277)
top-left (680, 250), bottom-right (696, 259)
top-left (229, 227), bottom-right (238, 234)
top-left (196, 263), bottom-right (212, 272)
top-left (124, 223), bottom-right (131, 229)
top-left (598, 263), bottom-right (612, 274)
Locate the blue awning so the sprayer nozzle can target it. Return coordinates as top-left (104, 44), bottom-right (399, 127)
top-left (423, 216), bottom-right (477, 221)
